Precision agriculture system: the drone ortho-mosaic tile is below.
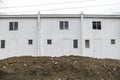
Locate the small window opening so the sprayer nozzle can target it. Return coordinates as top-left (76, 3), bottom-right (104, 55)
top-left (28, 40), bottom-right (33, 45)
top-left (1, 40), bottom-right (5, 48)
top-left (92, 21), bottom-right (101, 30)
top-left (47, 39), bottom-right (52, 44)
top-left (73, 39), bottom-right (78, 48)
top-left (85, 40), bottom-right (90, 48)
top-left (111, 39), bottom-right (115, 44)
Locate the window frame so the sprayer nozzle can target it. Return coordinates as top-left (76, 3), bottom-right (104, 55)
top-left (92, 21), bottom-right (101, 30)
top-left (59, 21), bottom-right (69, 30)
top-left (1, 40), bottom-right (5, 49)
top-left (9, 22), bottom-right (18, 31)
top-left (65, 21), bottom-right (69, 29)
top-left (111, 39), bottom-right (115, 44)
top-left (60, 21), bottom-right (64, 30)
top-left (14, 22), bottom-right (18, 30)
top-left (9, 22), bottom-right (14, 30)
top-left (73, 39), bottom-right (78, 48)
top-left (85, 40), bottom-right (90, 48)
top-left (47, 39), bottom-right (52, 45)
top-left (28, 39), bottom-right (33, 45)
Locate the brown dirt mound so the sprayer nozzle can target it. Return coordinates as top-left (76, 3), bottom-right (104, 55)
top-left (0, 56), bottom-right (120, 80)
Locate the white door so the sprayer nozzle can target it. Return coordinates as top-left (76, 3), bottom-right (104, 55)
top-left (62, 39), bottom-right (71, 55)
top-left (93, 39), bottom-right (102, 58)
top-left (9, 40), bottom-right (18, 57)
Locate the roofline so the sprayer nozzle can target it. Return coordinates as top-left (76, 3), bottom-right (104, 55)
top-left (0, 14), bottom-right (120, 18)
top-left (84, 14), bottom-right (120, 18)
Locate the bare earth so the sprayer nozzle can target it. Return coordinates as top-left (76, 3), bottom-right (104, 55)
top-left (0, 56), bottom-right (120, 80)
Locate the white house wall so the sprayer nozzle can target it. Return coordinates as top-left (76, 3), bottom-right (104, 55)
top-left (0, 18), bottom-right (38, 59)
top-left (0, 14), bottom-right (120, 59)
top-left (83, 18), bottom-right (120, 59)
top-left (41, 18), bottom-right (81, 56)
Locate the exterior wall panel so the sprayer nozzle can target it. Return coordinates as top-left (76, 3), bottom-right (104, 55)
top-left (0, 18), bottom-right (38, 59)
top-left (83, 18), bottom-right (120, 59)
top-left (41, 18), bottom-right (81, 56)
top-left (0, 14), bottom-right (119, 59)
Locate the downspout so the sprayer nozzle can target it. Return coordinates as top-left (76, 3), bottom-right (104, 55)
top-left (37, 11), bottom-right (41, 56)
top-left (80, 11), bottom-right (84, 56)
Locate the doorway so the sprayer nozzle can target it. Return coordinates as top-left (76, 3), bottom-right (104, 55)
top-left (93, 39), bottom-right (102, 58)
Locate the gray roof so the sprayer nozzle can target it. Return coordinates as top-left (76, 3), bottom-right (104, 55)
top-left (0, 14), bottom-right (120, 18)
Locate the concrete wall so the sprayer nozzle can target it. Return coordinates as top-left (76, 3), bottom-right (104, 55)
top-left (0, 18), bottom-right (38, 59)
top-left (0, 15), bottom-right (120, 59)
top-left (41, 18), bottom-right (81, 56)
top-left (83, 18), bottom-right (120, 59)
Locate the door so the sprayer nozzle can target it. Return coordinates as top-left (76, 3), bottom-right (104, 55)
top-left (93, 39), bottom-right (102, 58)
top-left (9, 40), bottom-right (18, 57)
top-left (62, 39), bottom-right (71, 55)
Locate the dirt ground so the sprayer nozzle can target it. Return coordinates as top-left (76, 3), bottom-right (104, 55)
top-left (0, 56), bottom-right (120, 80)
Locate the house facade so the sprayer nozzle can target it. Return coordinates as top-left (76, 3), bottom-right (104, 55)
top-left (0, 13), bottom-right (120, 59)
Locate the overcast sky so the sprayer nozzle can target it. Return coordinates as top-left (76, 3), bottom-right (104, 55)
top-left (1, 0), bottom-right (120, 14)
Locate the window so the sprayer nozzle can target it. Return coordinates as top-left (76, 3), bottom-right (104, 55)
top-left (85, 40), bottom-right (90, 48)
top-left (9, 22), bottom-right (18, 31)
top-left (9, 22), bottom-right (13, 30)
top-left (60, 21), bottom-right (63, 29)
top-left (73, 39), bottom-right (78, 48)
top-left (28, 40), bottom-right (33, 45)
top-left (111, 39), bottom-right (115, 44)
top-left (65, 21), bottom-right (68, 29)
top-left (14, 22), bottom-right (18, 30)
top-left (60, 21), bottom-right (69, 30)
top-left (92, 21), bottom-right (101, 30)
top-left (47, 39), bottom-right (52, 45)
top-left (1, 40), bottom-right (5, 48)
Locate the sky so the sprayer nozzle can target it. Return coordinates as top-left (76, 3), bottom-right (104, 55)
top-left (0, 0), bottom-right (120, 14)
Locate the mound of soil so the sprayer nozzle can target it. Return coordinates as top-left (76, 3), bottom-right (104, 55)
top-left (0, 56), bottom-right (120, 80)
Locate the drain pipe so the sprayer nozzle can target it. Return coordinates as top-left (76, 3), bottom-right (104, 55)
top-left (80, 11), bottom-right (84, 56)
top-left (37, 11), bottom-right (41, 56)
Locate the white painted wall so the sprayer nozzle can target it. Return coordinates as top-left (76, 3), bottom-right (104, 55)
top-left (83, 18), bottom-right (120, 59)
top-left (0, 18), bottom-right (38, 59)
top-left (0, 15), bottom-right (120, 59)
top-left (41, 18), bottom-right (81, 56)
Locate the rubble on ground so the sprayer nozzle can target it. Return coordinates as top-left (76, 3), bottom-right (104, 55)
top-left (0, 56), bottom-right (120, 80)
